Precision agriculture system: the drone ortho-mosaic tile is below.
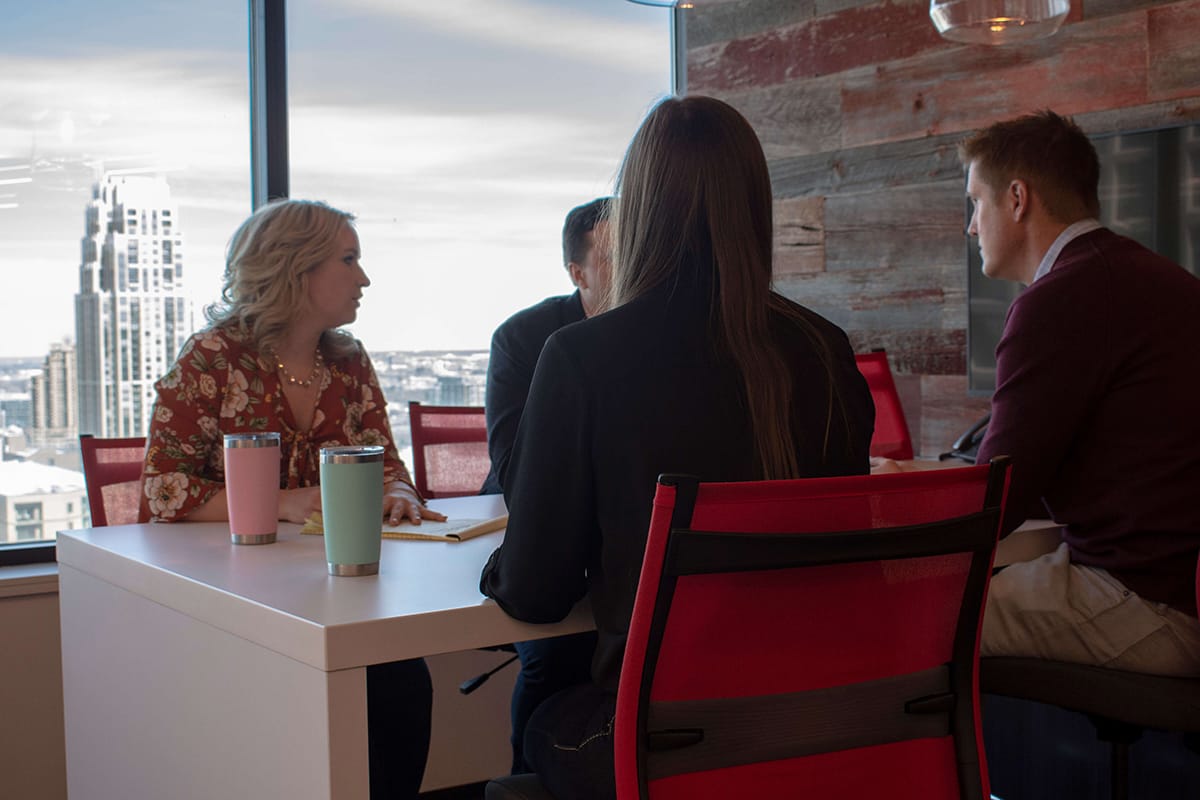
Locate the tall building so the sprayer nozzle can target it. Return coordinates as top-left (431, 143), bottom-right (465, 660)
top-left (30, 340), bottom-right (78, 445)
top-left (75, 175), bottom-right (191, 437)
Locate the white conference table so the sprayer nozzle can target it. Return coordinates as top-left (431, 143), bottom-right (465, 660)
top-left (56, 494), bottom-right (593, 800)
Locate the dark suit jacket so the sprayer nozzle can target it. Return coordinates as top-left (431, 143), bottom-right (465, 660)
top-left (978, 228), bottom-right (1200, 614)
top-left (481, 274), bottom-right (874, 689)
top-left (480, 291), bottom-right (585, 495)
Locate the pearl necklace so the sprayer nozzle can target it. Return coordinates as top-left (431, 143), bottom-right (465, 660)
top-left (272, 348), bottom-right (324, 388)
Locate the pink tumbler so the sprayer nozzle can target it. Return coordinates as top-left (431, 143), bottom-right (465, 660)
top-left (223, 432), bottom-right (281, 545)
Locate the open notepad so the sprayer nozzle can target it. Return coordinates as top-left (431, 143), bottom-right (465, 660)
top-left (301, 512), bottom-right (508, 542)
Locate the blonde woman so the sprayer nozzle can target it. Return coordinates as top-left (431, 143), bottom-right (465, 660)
top-left (140, 198), bottom-right (441, 527)
top-left (139, 198), bottom-right (437, 799)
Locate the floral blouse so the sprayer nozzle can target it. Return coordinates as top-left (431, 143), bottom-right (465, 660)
top-left (140, 325), bottom-right (414, 522)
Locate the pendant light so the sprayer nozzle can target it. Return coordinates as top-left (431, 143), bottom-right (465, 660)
top-left (930, 0), bottom-right (1070, 45)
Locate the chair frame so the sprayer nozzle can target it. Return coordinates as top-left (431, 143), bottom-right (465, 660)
top-left (79, 433), bottom-right (147, 527)
top-left (856, 349), bottom-right (915, 460)
top-left (407, 401), bottom-right (488, 499)
top-left (618, 459), bottom-right (1010, 800)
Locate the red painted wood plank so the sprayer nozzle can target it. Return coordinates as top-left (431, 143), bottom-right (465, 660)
top-left (840, 11), bottom-right (1150, 148)
top-left (688, 0), bottom-right (943, 94)
top-left (1148, 2), bottom-right (1200, 102)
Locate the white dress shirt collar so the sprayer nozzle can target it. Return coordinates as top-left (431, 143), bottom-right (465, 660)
top-left (1032, 218), bottom-right (1103, 283)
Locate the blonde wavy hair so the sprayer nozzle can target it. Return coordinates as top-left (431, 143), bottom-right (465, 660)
top-left (206, 199), bottom-right (360, 361)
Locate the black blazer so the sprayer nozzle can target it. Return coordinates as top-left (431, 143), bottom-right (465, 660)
top-left (481, 274), bottom-right (874, 689)
top-left (481, 291), bottom-right (585, 495)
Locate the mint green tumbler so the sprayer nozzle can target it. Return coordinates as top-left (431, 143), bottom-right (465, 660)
top-left (319, 445), bottom-right (385, 576)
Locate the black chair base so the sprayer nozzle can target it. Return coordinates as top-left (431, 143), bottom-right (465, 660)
top-left (981, 657), bottom-right (1200, 800)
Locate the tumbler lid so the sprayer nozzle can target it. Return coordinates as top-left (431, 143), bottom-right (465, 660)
top-left (320, 444), bottom-right (385, 464)
top-left (224, 432), bottom-right (281, 448)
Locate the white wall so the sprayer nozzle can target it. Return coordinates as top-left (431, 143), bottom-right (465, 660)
top-left (0, 580), bottom-right (67, 800)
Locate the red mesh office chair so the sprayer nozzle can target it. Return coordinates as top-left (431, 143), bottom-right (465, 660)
top-left (615, 459), bottom-right (1010, 800)
top-left (79, 434), bottom-right (147, 526)
top-left (856, 350), bottom-right (915, 460)
top-left (407, 401), bottom-right (490, 498)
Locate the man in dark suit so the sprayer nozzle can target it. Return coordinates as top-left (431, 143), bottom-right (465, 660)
top-left (481, 197), bottom-right (612, 495)
top-left (962, 110), bottom-right (1200, 675)
top-left (479, 197), bottom-right (611, 773)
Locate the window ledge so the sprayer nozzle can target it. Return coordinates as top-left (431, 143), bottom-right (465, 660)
top-left (0, 563), bottom-right (59, 599)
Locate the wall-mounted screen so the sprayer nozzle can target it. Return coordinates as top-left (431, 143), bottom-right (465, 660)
top-left (966, 123), bottom-right (1200, 395)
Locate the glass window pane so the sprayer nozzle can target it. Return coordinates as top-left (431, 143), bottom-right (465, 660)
top-left (288, 0), bottom-right (671, 460)
top-left (0, 2), bottom-right (250, 548)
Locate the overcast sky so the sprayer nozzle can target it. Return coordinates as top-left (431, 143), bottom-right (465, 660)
top-left (0, 0), bottom-right (671, 359)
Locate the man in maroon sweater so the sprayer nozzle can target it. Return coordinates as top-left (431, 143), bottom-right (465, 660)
top-left (963, 111), bottom-right (1200, 676)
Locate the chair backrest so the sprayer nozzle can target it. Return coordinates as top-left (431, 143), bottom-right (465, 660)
top-left (856, 350), bottom-right (915, 460)
top-left (79, 434), bottom-right (147, 527)
top-left (407, 401), bottom-right (489, 499)
top-left (615, 458), bottom-right (1010, 800)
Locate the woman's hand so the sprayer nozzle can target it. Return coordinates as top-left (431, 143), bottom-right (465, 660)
top-left (279, 486), bottom-right (323, 524)
top-left (383, 481), bottom-right (448, 526)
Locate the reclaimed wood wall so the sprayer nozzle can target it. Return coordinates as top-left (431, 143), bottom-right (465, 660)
top-left (685, 0), bottom-right (1200, 455)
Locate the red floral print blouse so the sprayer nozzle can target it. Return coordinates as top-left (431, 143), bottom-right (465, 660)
top-left (140, 325), bottom-right (413, 522)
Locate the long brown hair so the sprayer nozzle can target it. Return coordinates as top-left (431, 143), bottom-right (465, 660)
top-left (611, 95), bottom-right (838, 479)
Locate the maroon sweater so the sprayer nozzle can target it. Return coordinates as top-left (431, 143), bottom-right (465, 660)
top-left (978, 228), bottom-right (1200, 615)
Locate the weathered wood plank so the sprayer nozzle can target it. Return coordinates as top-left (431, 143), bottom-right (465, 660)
top-left (687, 30), bottom-right (808, 94)
top-left (824, 181), bottom-right (964, 272)
top-left (770, 130), bottom-right (966, 198)
top-left (767, 99), bottom-right (1200, 202)
top-left (918, 375), bottom-right (992, 457)
top-left (709, 81), bottom-right (843, 160)
top-left (1148, 2), bottom-right (1200, 102)
top-left (685, 0), bottom-right (819, 49)
top-left (840, 11), bottom-right (1149, 148)
top-left (688, 0), bottom-right (939, 93)
top-left (1073, 97), bottom-right (1200, 136)
top-left (773, 196), bottom-right (825, 276)
top-left (1083, 0), bottom-right (1162, 20)
top-left (807, 0), bottom-right (942, 78)
top-left (775, 262), bottom-right (967, 335)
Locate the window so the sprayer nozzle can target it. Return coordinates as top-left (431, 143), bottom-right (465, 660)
top-left (1, 1), bottom-right (249, 560)
top-left (1, 0), bottom-right (669, 561)
top-left (288, 0), bottom-right (670, 459)
top-left (15, 502), bottom-right (42, 522)
top-left (16, 525), bottom-right (43, 541)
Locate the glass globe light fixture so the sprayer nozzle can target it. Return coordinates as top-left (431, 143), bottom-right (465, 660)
top-left (930, 0), bottom-right (1070, 45)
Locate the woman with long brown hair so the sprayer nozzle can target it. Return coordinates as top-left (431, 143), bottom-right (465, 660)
top-left (480, 95), bottom-right (874, 798)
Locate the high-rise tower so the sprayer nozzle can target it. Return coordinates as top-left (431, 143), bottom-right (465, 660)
top-left (30, 340), bottom-right (78, 445)
top-left (75, 174), bottom-right (191, 437)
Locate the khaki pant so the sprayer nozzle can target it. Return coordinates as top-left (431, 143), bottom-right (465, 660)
top-left (982, 543), bottom-right (1200, 677)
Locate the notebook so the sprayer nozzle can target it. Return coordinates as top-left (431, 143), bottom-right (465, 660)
top-left (300, 512), bottom-right (508, 542)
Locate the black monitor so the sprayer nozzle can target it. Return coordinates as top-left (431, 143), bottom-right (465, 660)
top-left (966, 123), bottom-right (1200, 395)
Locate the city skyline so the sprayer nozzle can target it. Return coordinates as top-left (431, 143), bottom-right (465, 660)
top-left (0, 0), bottom-right (672, 360)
